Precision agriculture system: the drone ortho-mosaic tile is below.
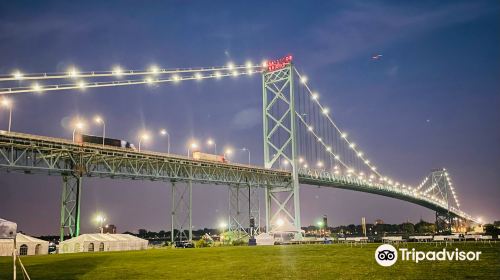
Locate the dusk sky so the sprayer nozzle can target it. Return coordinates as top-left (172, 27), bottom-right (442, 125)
top-left (0, 0), bottom-right (499, 235)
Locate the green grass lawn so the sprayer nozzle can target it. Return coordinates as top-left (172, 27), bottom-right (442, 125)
top-left (1, 243), bottom-right (499, 279)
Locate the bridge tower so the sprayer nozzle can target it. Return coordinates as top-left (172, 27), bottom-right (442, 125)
top-left (60, 173), bottom-right (82, 241)
top-left (425, 169), bottom-right (454, 233)
top-left (262, 62), bottom-right (301, 235)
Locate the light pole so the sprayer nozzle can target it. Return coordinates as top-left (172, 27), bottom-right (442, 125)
top-left (72, 120), bottom-right (85, 142)
top-left (241, 147), bottom-right (251, 165)
top-left (1, 98), bottom-right (12, 132)
top-left (138, 133), bottom-right (150, 152)
top-left (219, 221), bottom-right (227, 245)
top-left (94, 116), bottom-right (105, 147)
top-left (223, 148), bottom-right (232, 159)
top-left (207, 139), bottom-right (216, 154)
top-left (187, 142), bottom-right (198, 157)
top-left (160, 129), bottom-right (170, 154)
top-left (95, 214), bottom-right (106, 234)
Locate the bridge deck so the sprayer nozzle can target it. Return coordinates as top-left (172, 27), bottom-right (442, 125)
top-left (0, 131), bottom-right (473, 221)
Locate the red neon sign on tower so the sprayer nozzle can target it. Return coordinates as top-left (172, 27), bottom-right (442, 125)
top-left (266, 55), bottom-right (293, 72)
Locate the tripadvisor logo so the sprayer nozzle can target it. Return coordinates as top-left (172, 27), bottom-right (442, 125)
top-left (375, 244), bottom-right (482, 267)
top-left (375, 244), bottom-right (398, 267)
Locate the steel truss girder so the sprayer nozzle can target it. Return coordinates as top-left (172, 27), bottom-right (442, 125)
top-left (0, 132), bottom-right (291, 188)
top-left (228, 185), bottom-right (261, 239)
top-left (262, 65), bottom-right (301, 234)
top-left (171, 181), bottom-right (192, 242)
top-left (60, 173), bottom-right (82, 240)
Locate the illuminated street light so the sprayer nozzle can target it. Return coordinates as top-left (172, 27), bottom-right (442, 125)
top-left (322, 108), bottom-right (329, 114)
top-left (215, 71), bottom-right (222, 79)
top-left (219, 222), bottom-right (227, 230)
top-left (241, 147), bottom-right (251, 165)
top-left (223, 148), bottom-right (233, 159)
top-left (68, 67), bottom-right (79, 78)
top-left (227, 62), bottom-right (235, 70)
top-left (1, 98), bottom-right (13, 132)
top-left (95, 213), bottom-right (106, 234)
top-left (12, 70), bottom-right (23, 80)
top-left (187, 141), bottom-right (198, 157)
top-left (194, 72), bottom-right (202, 80)
top-left (149, 65), bottom-right (160, 74)
top-left (72, 119), bottom-right (85, 142)
top-left (112, 66), bottom-right (123, 76)
top-left (94, 116), bottom-right (106, 147)
top-left (276, 218), bottom-right (285, 227)
top-left (32, 83), bottom-right (42, 92)
top-left (317, 221), bottom-right (324, 228)
top-left (245, 61), bottom-right (253, 69)
top-left (138, 132), bottom-right (150, 152)
top-left (160, 129), bottom-right (170, 154)
top-left (78, 81), bottom-right (86, 89)
top-left (317, 161), bottom-right (324, 168)
top-left (207, 138), bottom-right (217, 154)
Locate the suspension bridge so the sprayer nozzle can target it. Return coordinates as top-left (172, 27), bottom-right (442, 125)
top-left (0, 56), bottom-right (478, 242)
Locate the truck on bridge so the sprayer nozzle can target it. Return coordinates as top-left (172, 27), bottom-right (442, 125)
top-left (75, 133), bottom-right (136, 150)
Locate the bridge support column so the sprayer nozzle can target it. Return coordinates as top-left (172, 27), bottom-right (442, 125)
top-left (262, 64), bottom-right (301, 237)
top-left (435, 211), bottom-right (452, 234)
top-left (60, 174), bottom-right (82, 241)
top-left (228, 184), bottom-right (260, 240)
top-left (170, 181), bottom-right (192, 243)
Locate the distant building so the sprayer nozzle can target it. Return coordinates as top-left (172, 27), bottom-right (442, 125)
top-left (103, 224), bottom-right (117, 234)
top-left (375, 219), bottom-right (385, 225)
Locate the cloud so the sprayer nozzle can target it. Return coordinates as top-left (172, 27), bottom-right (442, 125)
top-left (231, 108), bottom-right (261, 130)
top-left (309, 1), bottom-right (496, 66)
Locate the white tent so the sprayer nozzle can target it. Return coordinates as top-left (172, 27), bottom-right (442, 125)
top-left (0, 233), bottom-right (49, 256)
top-left (59, 233), bottom-right (148, 254)
top-left (270, 220), bottom-right (305, 242)
top-left (255, 233), bottom-right (274, 246)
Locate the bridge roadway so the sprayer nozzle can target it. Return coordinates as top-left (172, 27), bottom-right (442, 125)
top-left (0, 131), bottom-right (472, 221)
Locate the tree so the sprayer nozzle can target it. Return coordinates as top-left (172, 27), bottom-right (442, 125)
top-left (138, 229), bottom-right (147, 238)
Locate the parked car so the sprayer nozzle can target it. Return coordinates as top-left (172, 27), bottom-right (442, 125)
top-left (174, 241), bottom-right (194, 248)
